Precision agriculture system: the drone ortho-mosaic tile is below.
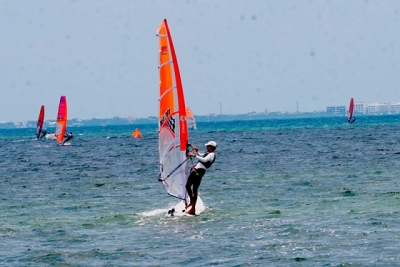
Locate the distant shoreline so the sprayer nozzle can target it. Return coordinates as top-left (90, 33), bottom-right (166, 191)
top-left (1, 112), bottom-right (399, 129)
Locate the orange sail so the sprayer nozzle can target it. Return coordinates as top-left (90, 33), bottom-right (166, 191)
top-left (157, 19), bottom-right (190, 200)
top-left (36, 105), bottom-right (45, 139)
top-left (185, 107), bottom-right (194, 119)
top-left (55, 96), bottom-right (67, 143)
top-left (186, 106), bottom-right (197, 130)
top-left (132, 128), bottom-right (143, 138)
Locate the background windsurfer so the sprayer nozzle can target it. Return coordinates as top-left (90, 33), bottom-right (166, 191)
top-left (350, 117), bottom-right (356, 124)
top-left (62, 132), bottom-right (73, 145)
top-left (185, 141), bottom-right (217, 215)
top-left (39, 129), bottom-right (47, 139)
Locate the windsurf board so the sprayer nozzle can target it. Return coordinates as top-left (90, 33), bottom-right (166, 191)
top-left (167, 196), bottom-right (205, 217)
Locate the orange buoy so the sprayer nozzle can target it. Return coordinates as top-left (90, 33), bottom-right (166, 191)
top-left (132, 128), bottom-right (142, 138)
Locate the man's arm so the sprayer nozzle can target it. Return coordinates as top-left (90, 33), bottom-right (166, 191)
top-left (195, 153), bottom-right (214, 163)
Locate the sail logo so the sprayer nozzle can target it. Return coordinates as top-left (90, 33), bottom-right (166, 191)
top-left (160, 108), bottom-right (175, 134)
top-left (161, 46), bottom-right (168, 55)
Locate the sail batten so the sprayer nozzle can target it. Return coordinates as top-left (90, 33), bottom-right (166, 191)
top-left (157, 19), bottom-right (190, 200)
top-left (158, 86), bottom-right (177, 101)
top-left (159, 61), bottom-right (173, 68)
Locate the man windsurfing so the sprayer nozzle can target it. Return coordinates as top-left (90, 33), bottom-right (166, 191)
top-left (62, 132), bottom-right (73, 145)
top-left (39, 129), bottom-right (47, 139)
top-left (185, 141), bottom-right (217, 215)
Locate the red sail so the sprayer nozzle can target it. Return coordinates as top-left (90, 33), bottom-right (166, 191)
top-left (36, 105), bottom-right (45, 139)
top-left (348, 98), bottom-right (354, 123)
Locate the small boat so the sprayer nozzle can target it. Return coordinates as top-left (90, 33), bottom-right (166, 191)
top-left (132, 128), bottom-right (143, 138)
top-left (186, 107), bottom-right (197, 130)
top-left (55, 96), bottom-right (68, 144)
top-left (36, 105), bottom-right (45, 139)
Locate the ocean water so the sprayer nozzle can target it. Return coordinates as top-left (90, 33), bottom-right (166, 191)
top-left (2, 116), bottom-right (400, 266)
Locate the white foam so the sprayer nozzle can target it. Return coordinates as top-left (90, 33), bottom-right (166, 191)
top-left (139, 208), bottom-right (167, 217)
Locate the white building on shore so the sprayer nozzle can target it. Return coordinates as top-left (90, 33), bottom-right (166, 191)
top-left (326, 106), bottom-right (346, 115)
top-left (389, 102), bottom-right (400, 113)
top-left (367, 103), bottom-right (389, 114)
top-left (327, 101), bottom-right (400, 115)
top-left (354, 102), bottom-right (367, 114)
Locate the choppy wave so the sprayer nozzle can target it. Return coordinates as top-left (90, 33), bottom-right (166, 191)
top-left (2, 117), bottom-right (400, 265)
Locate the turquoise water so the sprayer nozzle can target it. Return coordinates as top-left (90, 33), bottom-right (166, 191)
top-left (2, 116), bottom-right (400, 266)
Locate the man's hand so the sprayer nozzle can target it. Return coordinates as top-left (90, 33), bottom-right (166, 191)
top-left (188, 152), bottom-right (195, 157)
top-left (192, 146), bottom-right (198, 152)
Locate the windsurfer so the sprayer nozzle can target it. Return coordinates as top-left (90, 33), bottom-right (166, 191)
top-left (39, 129), bottom-right (47, 139)
top-left (350, 117), bottom-right (356, 124)
top-left (62, 132), bottom-right (73, 145)
top-left (185, 141), bottom-right (217, 215)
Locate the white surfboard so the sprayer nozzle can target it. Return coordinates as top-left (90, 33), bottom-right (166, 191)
top-left (167, 196), bottom-right (205, 217)
top-left (59, 142), bottom-right (71, 146)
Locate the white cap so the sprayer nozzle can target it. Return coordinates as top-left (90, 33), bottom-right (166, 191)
top-left (205, 141), bottom-right (217, 148)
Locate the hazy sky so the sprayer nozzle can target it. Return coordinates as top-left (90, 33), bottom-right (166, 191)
top-left (1, 0), bottom-right (399, 121)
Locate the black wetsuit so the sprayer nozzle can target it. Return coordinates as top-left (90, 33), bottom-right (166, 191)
top-left (187, 151), bottom-right (216, 188)
top-left (40, 130), bottom-right (47, 139)
top-left (185, 151), bottom-right (216, 213)
top-left (63, 133), bottom-right (73, 144)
